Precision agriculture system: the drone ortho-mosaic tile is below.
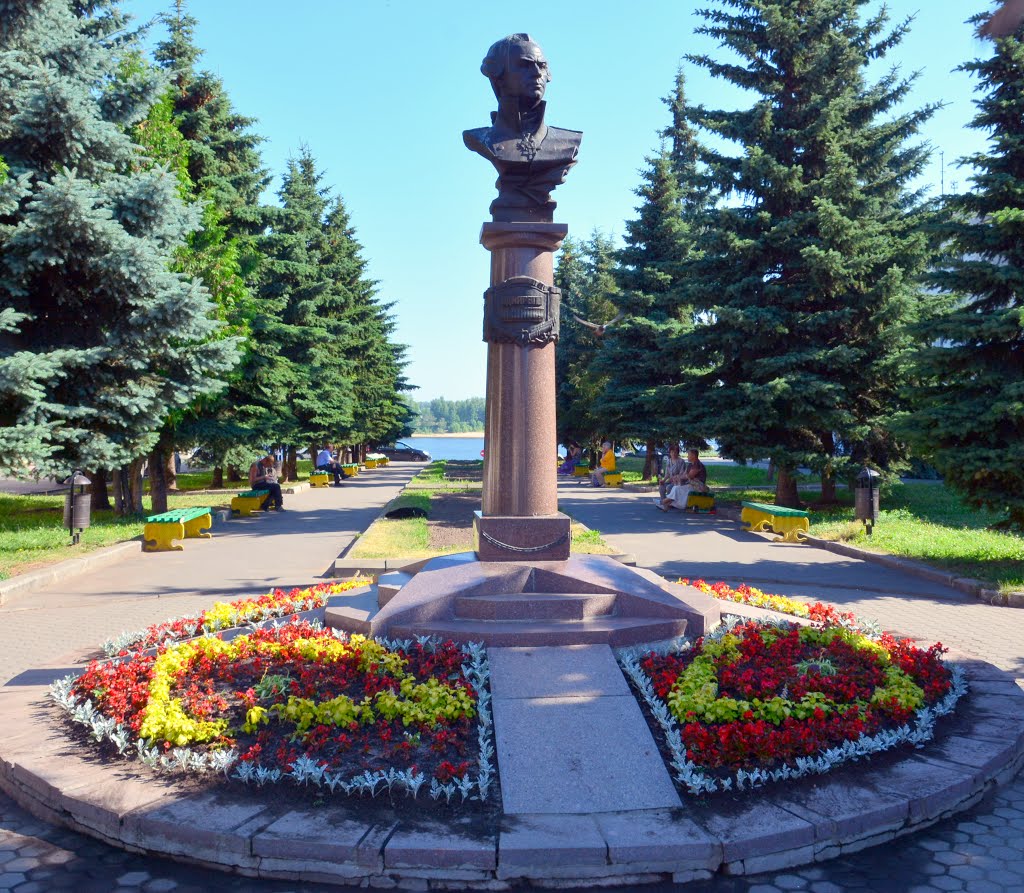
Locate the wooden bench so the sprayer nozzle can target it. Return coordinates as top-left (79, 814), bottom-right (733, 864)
top-left (309, 471), bottom-right (330, 488)
top-left (143, 507), bottom-right (212, 552)
top-left (741, 501), bottom-right (809, 543)
top-left (231, 490), bottom-right (267, 517)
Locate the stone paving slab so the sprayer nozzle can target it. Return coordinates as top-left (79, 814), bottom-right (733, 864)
top-left (773, 777), bottom-right (909, 844)
top-left (383, 817), bottom-right (496, 871)
top-left (497, 814), bottom-right (607, 879)
top-left (252, 810), bottom-right (389, 868)
top-left (869, 754), bottom-right (980, 824)
top-left (594, 808), bottom-right (720, 870)
top-left (488, 644), bottom-right (631, 699)
top-left (694, 800), bottom-right (817, 864)
top-left (121, 791), bottom-right (273, 867)
top-left (493, 693), bottom-right (680, 814)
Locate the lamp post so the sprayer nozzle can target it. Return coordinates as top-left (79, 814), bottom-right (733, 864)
top-left (63, 470), bottom-right (91, 545)
top-left (854, 465), bottom-right (880, 537)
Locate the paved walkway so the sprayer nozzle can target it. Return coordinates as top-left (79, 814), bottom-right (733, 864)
top-left (0, 473), bottom-right (1022, 891)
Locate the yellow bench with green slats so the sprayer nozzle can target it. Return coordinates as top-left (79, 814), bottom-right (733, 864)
top-left (143, 507), bottom-right (213, 552)
top-left (309, 472), bottom-right (330, 488)
top-left (741, 501), bottom-right (809, 543)
top-left (231, 490), bottom-right (267, 517)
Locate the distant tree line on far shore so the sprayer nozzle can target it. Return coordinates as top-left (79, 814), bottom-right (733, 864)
top-left (412, 398), bottom-right (485, 434)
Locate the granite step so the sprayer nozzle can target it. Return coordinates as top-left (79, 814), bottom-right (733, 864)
top-left (377, 570), bottom-right (413, 608)
top-left (453, 592), bottom-right (617, 621)
top-left (388, 616), bottom-right (687, 647)
top-left (323, 589), bottom-right (380, 635)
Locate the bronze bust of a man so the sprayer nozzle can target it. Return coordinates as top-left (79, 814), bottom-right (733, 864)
top-left (463, 34), bottom-right (582, 222)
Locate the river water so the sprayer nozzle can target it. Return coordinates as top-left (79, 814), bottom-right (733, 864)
top-left (403, 436), bottom-right (485, 461)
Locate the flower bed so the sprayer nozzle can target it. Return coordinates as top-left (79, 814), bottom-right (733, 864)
top-left (680, 577), bottom-right (877, 633)
top-left (55, 619), bottom-right (495, 804)
top-left (101, 579), bottom-right (371, 656)
top-left (620, 614), bottom-right (965, 795)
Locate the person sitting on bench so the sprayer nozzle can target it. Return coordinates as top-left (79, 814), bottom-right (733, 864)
top-left (659, 448), bottom-right (707, 511)
top-left (316, 443), bottom-right (344, 486)
top-left (591, 441), bottom-right (616, 487)
top-left (250, 455), bottom-right (285, 511)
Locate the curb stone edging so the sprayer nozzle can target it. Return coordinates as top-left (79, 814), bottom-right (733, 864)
top-left (0, 651), bottom-right (1021, 889)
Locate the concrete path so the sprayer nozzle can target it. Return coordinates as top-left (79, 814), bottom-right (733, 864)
top-left (490, 645), bottom-right (680, 814)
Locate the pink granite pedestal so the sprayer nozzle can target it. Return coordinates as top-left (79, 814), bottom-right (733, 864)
top-left (477, 222), bottom-right (567, 561)
top-left (473, 511), bottom-right (571, 562)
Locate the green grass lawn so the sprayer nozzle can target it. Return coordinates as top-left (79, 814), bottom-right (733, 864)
top-left (712, 481), bottom-right (1024, 591)
top-left (350, 460), bottom-right (615, 558)
top-left (0, 491), bottom-right (234, 581)
top-left (617, 456), bottom-right (818, 488)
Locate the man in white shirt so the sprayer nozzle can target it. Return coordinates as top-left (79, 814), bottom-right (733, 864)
top-left (316, 444), bottom-right (344, 486)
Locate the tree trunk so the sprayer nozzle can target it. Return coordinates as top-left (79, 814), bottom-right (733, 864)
top-left (149, 438), bottom-right (170, 515)
top-left (227, 464), bottom-right (242, 483)
top-left (642, 438), bottom-right (658, 481)
top-left (165, 451), bottom-right (178, 491)
top-left (89, 469), bottom-right (111, 512)
top-left (128, 457), bottom-right (146, 514)
top-left (211, 466), bottom-right (224, 488)
top-left (285, 446), bottom-right (297, 482)
top-left (819, 469), bottom-right (837, 504)
top-left (112, 467), bottom-right (127, 516)
top-left (774, 467), bottom-right (802, 508)
top-left (766, 458), bottom-right (776, 483)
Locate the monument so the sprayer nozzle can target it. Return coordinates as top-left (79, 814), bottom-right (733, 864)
top-left (465, 33), bottom-right (580, 561)
top-left (331, 35), bottom-right (717, 647)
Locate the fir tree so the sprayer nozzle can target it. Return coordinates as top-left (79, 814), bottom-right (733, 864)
top-left (0, 0), bottom-right (237, 485)
top-left (153, 1), bottom-right (268, 236)
top-left (148, 1), bottom-right (269, 491)
top-left (324, 196), bottom-right (412, 452)
top-left (682, 0), bottom-right (935, 505)
top-left (900, 17), bottom-right (1024, 529)
top-left (554, 233), bottom-right (619, 452)
top-left (592, 69), bottom-right (708, 477)
top-left (248, 151), bottom-right (346, 464)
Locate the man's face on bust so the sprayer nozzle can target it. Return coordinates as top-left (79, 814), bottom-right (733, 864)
top-left (498, 41), bottom-right (549, 109)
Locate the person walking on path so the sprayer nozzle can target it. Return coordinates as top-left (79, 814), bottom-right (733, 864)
top-left (249, 455), bottom-right (284, 511)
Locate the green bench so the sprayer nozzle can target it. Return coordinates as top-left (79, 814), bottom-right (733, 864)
top-left (231, 489), bottom-right (267, 517)
top-left (143, 507), bottom-right (213, 552)
top-left (741, 501), bottom-right (809, 543)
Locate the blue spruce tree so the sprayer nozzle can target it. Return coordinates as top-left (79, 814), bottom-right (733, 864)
top-left (0, 0), bottom-right (238, 499)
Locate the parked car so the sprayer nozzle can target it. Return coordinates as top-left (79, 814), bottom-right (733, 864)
top-left (378, 441), bottom-right (431, 462)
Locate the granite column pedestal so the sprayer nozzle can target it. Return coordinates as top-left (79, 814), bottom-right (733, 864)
top-left (474, 222), bottom-right (571, 562)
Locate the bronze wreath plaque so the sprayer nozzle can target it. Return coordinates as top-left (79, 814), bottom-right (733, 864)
top-left (483, 275), bottom-right (561, 345)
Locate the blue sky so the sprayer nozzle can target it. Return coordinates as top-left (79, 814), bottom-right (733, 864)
top-left (126, 0), bottom-right (996, 401)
